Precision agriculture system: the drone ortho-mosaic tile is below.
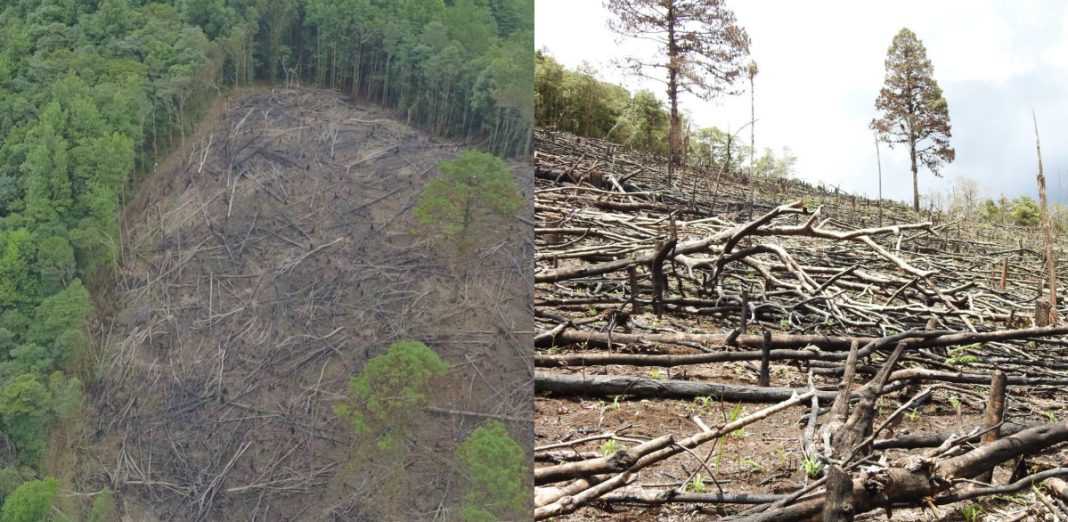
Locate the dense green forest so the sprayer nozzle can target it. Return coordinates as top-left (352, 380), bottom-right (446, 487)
top-left (0, 0), bottom-right (531, 517)
top-left (536, 50), bottom-right (796, 179)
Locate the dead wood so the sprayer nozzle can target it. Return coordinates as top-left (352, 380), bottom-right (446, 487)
top-left (535, 129), bottom-right (1068, 520)
top-left (745, 421), bottom-right (1068, 522)
top-left (535, 371), bottom-right (840, 403)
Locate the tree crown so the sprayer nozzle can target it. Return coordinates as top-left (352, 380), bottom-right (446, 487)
top-left (606, 0), bottom-right (750, 100)
top-left (871, 27), bottom-right (954, 175)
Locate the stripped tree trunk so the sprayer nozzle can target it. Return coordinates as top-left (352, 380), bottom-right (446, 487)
top-left (1034, 111), bottom-right (1058, 325)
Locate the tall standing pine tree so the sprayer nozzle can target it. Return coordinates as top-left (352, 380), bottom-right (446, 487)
top-left (871, 28), bottom-right (955, 212)
top-left (605, 0), bottom-right (749, 183)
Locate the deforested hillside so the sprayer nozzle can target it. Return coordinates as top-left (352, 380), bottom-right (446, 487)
top-left (534, 129), bottom-right (1068, 521)
top-left (75, 89), bottom-right (532, 520)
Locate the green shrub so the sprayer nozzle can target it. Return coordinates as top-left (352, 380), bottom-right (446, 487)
top-left (457, 420), bottom-right (527, 522)
top-left (0, 477), bottom-right (57, 522)
top-left (334, 340), bottom-right (448, 440)
top-left (412, 151), bottom-right (522, 253)
top-left (87, 487), bottom-right (116, 522)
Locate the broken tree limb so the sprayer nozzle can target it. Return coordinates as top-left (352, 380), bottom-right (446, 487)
top-left (534, 435), bottom-right (673, 485)
top-left (534, 390), bottom-right (816, 519)
top-left (745, 421), bottom-right (1068, 522)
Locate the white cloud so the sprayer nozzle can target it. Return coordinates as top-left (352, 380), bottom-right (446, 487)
top-left (536, 1), bottom-right (1068, 205)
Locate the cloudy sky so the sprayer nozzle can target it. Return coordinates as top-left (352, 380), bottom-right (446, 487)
top-left (535, 0), bottom-right (1068, 206)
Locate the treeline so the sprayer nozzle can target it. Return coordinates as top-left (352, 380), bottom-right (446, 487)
top-left (536, 51), bottom-right (796, 179)
top-left (930, 179), bottom-right (1066, 231)
top-left (976, 195), bottom-right (1068, 231)
top-left (0, 1), bottom-right (221, 515)
top-left (194, 0), bottom-right (533, 156)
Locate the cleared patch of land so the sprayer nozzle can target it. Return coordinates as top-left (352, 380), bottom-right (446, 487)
top-left (79, 88), bottom-right (532, 520)
top-left (534, 129), bottom-right (1068, 521)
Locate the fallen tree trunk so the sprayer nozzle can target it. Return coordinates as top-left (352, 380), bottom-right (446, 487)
top-left (535, 435), bottom-right (673, 485)
top-left (537, 369), bottom-right (1068, 400)
top-left (872, 421), bottom-right (1032, 450)
top-left (535, 325), bottom-right (1068, 361)
top-left (535, 371), bottom-right (839, 402)
top-left (601, 489), bottom-right (787, 505)
top-left (744, 421), bottom-right (1068, 522)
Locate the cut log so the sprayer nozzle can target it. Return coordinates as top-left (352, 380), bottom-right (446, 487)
top-left (535, 371), bottom-right (840, 402)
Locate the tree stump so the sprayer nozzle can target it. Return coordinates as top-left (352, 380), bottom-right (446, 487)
top-left (1036, 299), bottom-right (1052, 327)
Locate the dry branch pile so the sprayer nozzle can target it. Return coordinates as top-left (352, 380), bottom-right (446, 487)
top-left (82, 89), bottom-right (532, 520)
top-left (534, 129), bottom-right (1068, 521)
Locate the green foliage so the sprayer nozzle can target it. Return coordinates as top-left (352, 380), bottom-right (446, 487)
top-left (334, 340), bottom-right (447, 438)
top-left (0, 476), bottom-right (57, 522)
top-left (728, 402), bottom-right (747, 438)
top-left (294, 0), bottom-right (532, 155)
top-left (801, 457), bottom-right (822, 479)
top-left (871, 28), bottom-right (954, 211)
top-left (685, 474), bottom-right (708, 493)
top-left (961, 502), bottom-right (985, 522)
top-left (600, 438), bottom-right (618, 456)
top-left (740, 458), bottom-right (764, 473)
top-left (456, 420), bottom-right (527, 522)
top-left (412, 151), bottom-right (522, 253)
top-left (536, 52), bottom-right (670, 155)
top-left (87, 487), bottom-right (116, 522)
top-left (0, 374), bottom-right (50, 465)
top-left (1008, 195), bottom-right (1040, 227)
top-left (945, 345), bottom-right (978, 366)
top-left (0, 467), bottom-right (32, 501)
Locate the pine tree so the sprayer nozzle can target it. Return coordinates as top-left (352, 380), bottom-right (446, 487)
top-left (606, 0), bottom-right (750, 183)
top-left (871, 28), bottom-right (954, 212)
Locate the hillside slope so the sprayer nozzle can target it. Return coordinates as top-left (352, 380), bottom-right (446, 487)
top-left (76, 89), bottom-right (532, 521)
top-left (534, 129), bottom-right (1068, 521)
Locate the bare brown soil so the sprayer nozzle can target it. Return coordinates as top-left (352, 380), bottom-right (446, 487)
top-left (75, 88), bottom-right (532, 521)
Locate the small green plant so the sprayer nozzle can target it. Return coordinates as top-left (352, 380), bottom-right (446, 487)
top-left (1045, 411), bottom-right (1058, 422)
top-left (949, 396), bottom-right (961, 410)
top-left (779, 316), bottom-right (789, 331)
top-left (610, 396), bottom-right (622, 411)
top-left (776, 447), bottom-right (790, 467)
top-left (946, 354), bottom-right (978, 366)
top-left (457, 420), bottom-right (527, 522)
top-left (600, 439), bottom-right (618, 456)
top-left (961, 502), bottom-right (985, 522)
top-left (693, 396), bottom-right (713, 408)
top-left (685, 474), bottom-right (708, 493)
top-left (992, 493), bottom-right (1029, 506)
top-left (647, 369), bottom-right (664, 379)
top-left (801, 457), bottom-right (822, 479)
top-left (905, 407), bottom-right (922, 422)
top-left (728, 403), bottom-right (747, 438)
top-left (741, 458), bottom-right (764, 473)
top-left (945, 346), bottom-right (978, 366)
